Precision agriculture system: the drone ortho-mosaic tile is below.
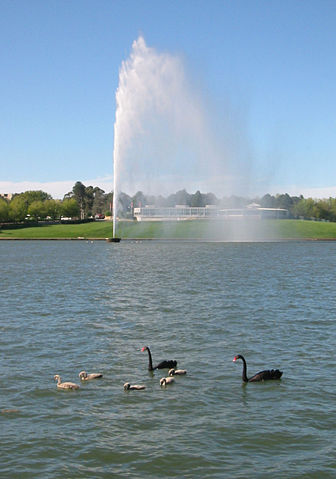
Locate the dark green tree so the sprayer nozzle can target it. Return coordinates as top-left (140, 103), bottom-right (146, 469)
top-left (0, 197), bottom-right (9, 222)
top-left (71, 182), bottom-right (86, 219)
top-left (329, 198), bottom-right (336, 222)
top-left (104, 192), bottom-right (114, 217)
top-left (275, 193), bottom-right (293, 210)
top-left (166, 193), bottom-right (177, 207)
top-left (61, 198), bottom-right (80, 218)
top-left (15, 190), bottom-right (52, 205)
top-left (191, 190), bottom-right (205, 207)
top-left (118, 192), bottom-right (133, 217)
top-left (260, 194), bottom-right (276, 208)
top-left (9, 197), bottom-right (27, 222)
top-left (175, 189), bottom-right (191, 206)
top-left (28, 201), bottom-right (46, 221)
top-left (313, 199), bottom-right (333, 221)
top-left (204, 192), bottom-right (218, 205)
top-left (133, 191), bottom-right (146, 208)
top-left (92, 187), bottom-right (106, 216)
top-left (84, 186), bottom-right (94, 216)
top-left (292, 198), bottom-right (315, 219)
top-left (44, 199), bottom-right (62, 220)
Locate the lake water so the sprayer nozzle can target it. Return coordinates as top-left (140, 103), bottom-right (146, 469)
top-left (1, 240), bottom-right (336, 478)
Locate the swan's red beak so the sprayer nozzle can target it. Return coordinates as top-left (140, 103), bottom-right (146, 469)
top-left (233, 357), bottom-right (237, 362)
top-left (141, 347), bottom-right (145, 352)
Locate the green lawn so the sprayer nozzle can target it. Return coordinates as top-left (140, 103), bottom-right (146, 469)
top-left (270, 219), bottom-right (336, 239)
top-left (1, 219), bottom-right (336, 240)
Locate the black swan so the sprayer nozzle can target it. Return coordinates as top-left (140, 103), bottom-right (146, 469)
top-left (141, 346), bottom-right (177, 371)
top-left (233, 355), bottom-right (283, 382)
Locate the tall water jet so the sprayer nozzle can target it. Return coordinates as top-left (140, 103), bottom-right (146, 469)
top-left (112, 36), bottom-right (259, 241)
top-left (112, 36), bottom-right (224, 238)
top-left (112, 131), bottom-right (120, 238)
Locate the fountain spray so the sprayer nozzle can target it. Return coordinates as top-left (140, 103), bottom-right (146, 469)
top-left (112, 35), bottom-right (217, 238)
top-left (111, 36), bottom-right (257, 241)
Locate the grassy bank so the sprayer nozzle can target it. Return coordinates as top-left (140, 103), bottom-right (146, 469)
top-left (1, 219), bottom-right (336, 240)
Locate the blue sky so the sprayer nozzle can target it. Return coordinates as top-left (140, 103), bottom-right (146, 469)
top-left (1, 0), bottom-right (335, 199)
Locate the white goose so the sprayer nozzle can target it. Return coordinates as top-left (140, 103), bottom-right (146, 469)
top-left (54, 374), bottom-right (80, 390)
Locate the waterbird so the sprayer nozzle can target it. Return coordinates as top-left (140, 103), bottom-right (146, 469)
top-left (233, 355), bottom-right (283, 382)
top-left (54, 374), bottom-right (80, 390)
top-left (160, 377), bottom-right (175, 386)
top-left (79, 371), bottom-right (103, 381)
top-left (168, 368), bottom-right (187, 376)
top-left (141, 346), bottom-right (177, 371)
top-left (123, 382), bottom-right (146, 391)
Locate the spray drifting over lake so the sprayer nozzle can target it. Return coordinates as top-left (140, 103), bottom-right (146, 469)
top-left (112, 36), bottom-right (233, 237)
top-left (112, 36), bottom-right (260, 240)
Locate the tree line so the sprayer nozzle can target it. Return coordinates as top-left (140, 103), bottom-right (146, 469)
top-left (0, 191), bottom-right (78, 223)
top-left (1, 181), bottom-right (336, 223)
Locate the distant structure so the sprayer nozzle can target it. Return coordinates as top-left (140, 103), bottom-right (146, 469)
top-left (0, 193), bottom-right (12, 201)
top-left (133, 203), bottom-right (288, 221)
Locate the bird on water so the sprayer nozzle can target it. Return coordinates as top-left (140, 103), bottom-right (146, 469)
top-left (141, 346), bottom-right (177, 371)
top-left (123, 382), bottom-right (146, 391)
top-left (160, 377), bottom-right (175, 386)
top-left (233, 355), bottom-right (283, 382)
top-left (54, 375), bottom-right (80, 390)
top-left (168, 368), bottom-right (187, 376)
top-left (79, 371), bottom-right (103, 381)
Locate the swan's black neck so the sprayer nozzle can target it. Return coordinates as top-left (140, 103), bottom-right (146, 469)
top-left (146, 347), bottom-right (154, 371)
top-left (240, 356), bottom-right (248, 382)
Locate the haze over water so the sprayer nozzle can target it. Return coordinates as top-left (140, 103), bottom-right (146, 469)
top-left (1, 240), bottom-right (336, 478)
top-left (112, 36), bottom-right (252, 238)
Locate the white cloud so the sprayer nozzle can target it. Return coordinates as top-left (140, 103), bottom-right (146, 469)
top-left (0, 174), bottom-right (237, 200)
top-left (0, 177), bottom-right (114, 199)
top-left (1, 177), bottom-right (336, 200)
top-left (265, 184), bottom-right (336, 199)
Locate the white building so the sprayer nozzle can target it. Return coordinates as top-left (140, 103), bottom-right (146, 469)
top-left (0, 193), bottom-right (13, 201)
top-left (133, 203), bottom-right (288, 221)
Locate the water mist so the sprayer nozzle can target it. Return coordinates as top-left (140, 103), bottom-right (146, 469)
top-left (112, 36), bottom-right (259, 240)
top-left (112, 36), bottom-right (228, 237)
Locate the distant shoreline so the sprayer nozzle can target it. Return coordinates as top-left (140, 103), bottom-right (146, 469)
top-left (1, 237), bottom-right (336, 242)
top-left (2, 219), bottom-right (336, 241)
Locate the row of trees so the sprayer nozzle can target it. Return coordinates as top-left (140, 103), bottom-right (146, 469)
top-left (0, 191), bottom-right (80, 223)
top-left (121, 190), bottom-right (336, 222)
top-left (63, 182), bottom-right (112, 220)
top-left (60, 182), bottom-right (218, 219)
top-left (290, 197), bottom-right (336, 221)
top-left (1, 181), bottom-right (336, 223)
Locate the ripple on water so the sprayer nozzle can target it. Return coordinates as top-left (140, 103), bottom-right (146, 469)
top-left (1, 241), bottom-right (336, 478)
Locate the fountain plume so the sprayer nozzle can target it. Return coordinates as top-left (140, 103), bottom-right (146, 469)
top-left (112, 36), bottom-right (263, 241)
top-left (112, 36), bottom-right (227, 237)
